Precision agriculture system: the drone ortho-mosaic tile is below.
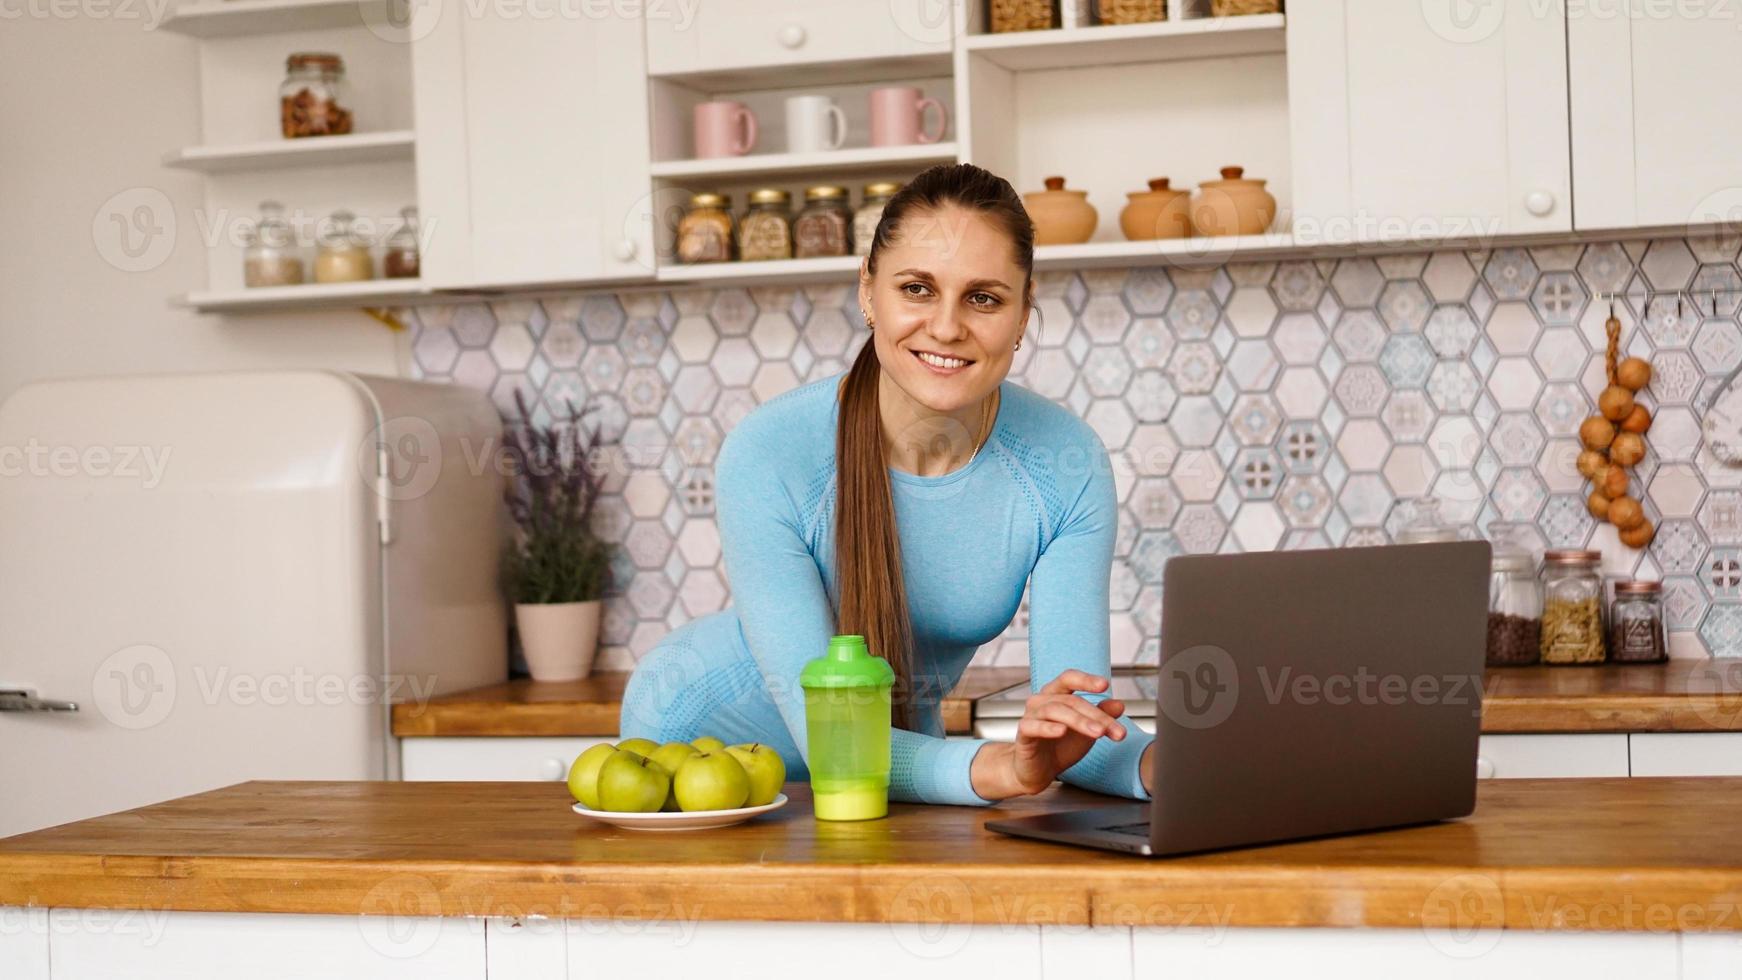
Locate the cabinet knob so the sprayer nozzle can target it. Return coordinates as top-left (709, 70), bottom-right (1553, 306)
top-left (1525, 190), bottom-right (1555, 217)
top-left (540, 758), bottom-right (566, 781)
top-left (1475, 757), bottom-right (1496, 780)
top-left (614, 238), bottom-right (638, 262)
top-left (778, 23), bottom-right (807, 48)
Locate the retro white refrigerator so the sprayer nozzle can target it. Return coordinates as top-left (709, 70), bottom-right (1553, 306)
top-left (0, 371), bottom-right (507, 837)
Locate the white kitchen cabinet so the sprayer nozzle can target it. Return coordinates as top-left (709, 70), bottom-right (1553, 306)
top-left (644, 0), bottom-right (952, 82)
top-left (1476, 735), bottom-right (1630, 779)
top-left (411, 3), bottom-right (655, 289)
top-left (1286, 0), bottom-right (1571, 244)
top-left (1568, 3), bottom-right (1742, 231)
top-left (44, 910), bottom-right (483, 980)
top-left (1628, 734), bottom-right (1742, 777)
top-left (399, 737), bottom-right (613, 782)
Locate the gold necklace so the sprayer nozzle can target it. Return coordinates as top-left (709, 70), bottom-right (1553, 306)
top-left (967, 390), bottom-right (995, 464)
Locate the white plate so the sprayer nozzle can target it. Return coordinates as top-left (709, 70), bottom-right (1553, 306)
top-left (571, 794), bottom-right (789, 831)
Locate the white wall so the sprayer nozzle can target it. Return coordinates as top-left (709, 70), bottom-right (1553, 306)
top-left (0, 11), bottom-right (408, 406)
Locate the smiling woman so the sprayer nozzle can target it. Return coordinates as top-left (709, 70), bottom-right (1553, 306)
top-left (621, 164), bottom-right (1156, 806)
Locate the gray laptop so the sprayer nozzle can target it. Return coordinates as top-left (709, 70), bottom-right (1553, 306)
top-left (987, 541), bottom-right (1490, 856)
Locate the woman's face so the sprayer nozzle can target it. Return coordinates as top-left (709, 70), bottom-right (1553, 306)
top-left (859, 205), bottom-right (1031, 415)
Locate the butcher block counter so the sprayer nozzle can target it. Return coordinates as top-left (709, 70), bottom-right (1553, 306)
top-left (391, 661), bottom-right (1742, 738)
top-left (7, 779), bottom-right (1742, 978)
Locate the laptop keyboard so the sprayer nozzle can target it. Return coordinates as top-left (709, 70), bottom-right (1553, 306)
top-left (1102, 822), bottom-right (1150, 838)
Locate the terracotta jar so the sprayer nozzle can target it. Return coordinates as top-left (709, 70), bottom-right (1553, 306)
top-left (1023, 176), bottom-right (1096, 245)
top-left (1119, 177), bottom-right (1192, 241)
top-left (1191, 166), bottom-right (1276, 237)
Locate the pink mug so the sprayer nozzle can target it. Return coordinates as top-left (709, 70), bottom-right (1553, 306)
top-left (694, 100), bottom-right (758, 158)
top-left (869, 87), bottom-right (948, 147)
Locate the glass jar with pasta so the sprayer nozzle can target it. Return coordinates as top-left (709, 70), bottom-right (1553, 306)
top-left (1539, 549), bottom-right (1606, 665)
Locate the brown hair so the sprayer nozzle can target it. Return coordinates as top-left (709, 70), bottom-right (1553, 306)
top-left (836, 163), bottom-right (1035, 729)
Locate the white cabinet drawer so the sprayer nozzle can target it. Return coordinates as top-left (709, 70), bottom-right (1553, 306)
top-left (400, 737), bottom-right (614, 782)
top-left (645, 0), bottom-right (950, 78)
top-left (1476, 734), bottom-right (1630, 779)
top-left (1628, 734), bottom-right (1742, 777)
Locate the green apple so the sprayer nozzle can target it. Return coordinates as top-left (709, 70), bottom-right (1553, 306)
top-left (648, 742), bottom-right (700, 812)
top-left (673, 750), bottom-right (750, 812)
top-left (690, 735), bottom-right (726, 753)
top-left (596, 749), bottom-right (670, 813)
top-left (566, 743), bottom-right (617, 810)
top-left (725, 743), bottom-right (787, 807)
top-left (615, 737), bottom-right (660, 759)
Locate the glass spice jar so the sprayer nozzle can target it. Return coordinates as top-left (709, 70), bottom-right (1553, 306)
top-left (314, 209), bottom-right (374, 283)
top-left (738, 188), bottom-right (793, 262)
top-left (854, 181), bottom-right (901, 255)
top-left (382, 206), bottom-right (420, 279)
top-left (1486, 528), bottom-right (1542, 667)
top-left (676, 192), bottom-right (734, 264)
top-left (1395, 495), bottom-right (1459, 544)
top-left (1609, 580), bottom-right (1668, 663)
top-left (280, 53), bottom-right (354, 139)
top-left (242, 200), bottom-right (304, 288)
top-left (794, 185), bottom-right (852, 259)
top-left (1540, 549), bottom-right (1606, 665)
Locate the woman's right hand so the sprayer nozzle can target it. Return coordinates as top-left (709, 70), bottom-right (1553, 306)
top-left (971, 670), bottom-right (1128, 799)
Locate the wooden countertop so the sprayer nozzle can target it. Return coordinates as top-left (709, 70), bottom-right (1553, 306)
top-left (393, 661), bottom-right (1742, 738)
top-left (392, 667), bottom-right (1029, 737)
top-left (5, 778), bottom-right (1742, 930)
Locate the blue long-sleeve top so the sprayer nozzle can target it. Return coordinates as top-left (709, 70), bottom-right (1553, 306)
top-left (620, 372), bottom-right (1154, 806)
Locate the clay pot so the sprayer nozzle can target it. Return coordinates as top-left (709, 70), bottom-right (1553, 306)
top-left (1190, 166), bottom-right (1276, 237)
top-left (1023, 176), bottom-right (1097, 245)
top-left (515, 600), bottom-right (602, 682)
top-left (1119, 177), bottom-right (1193, 241)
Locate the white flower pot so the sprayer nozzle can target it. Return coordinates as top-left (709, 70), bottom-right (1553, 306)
top-left (514, 600), bottom-right (602, 682)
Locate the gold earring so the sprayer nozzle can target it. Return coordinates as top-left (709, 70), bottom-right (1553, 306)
top-left (864, 311), bottom-right (874, 330)
top-left (1014, 336), bottom-right (1022, 351)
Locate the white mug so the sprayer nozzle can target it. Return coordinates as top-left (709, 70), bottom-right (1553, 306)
top-left (784, 95), bottom-right (847, 154)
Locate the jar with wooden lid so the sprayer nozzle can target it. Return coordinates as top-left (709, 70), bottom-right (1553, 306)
top-left (280, 53), bottom-right (353, 139)
top-left (1540, 550), bottom-right (1606, 665)
top-left (382, 206), bottom-right (420, 279)
top-left (676, 192), bottom-right (734, 264)
top-left (314, 209), bottom-right (374, 283)
top-left (242, 200), bottom-right (304, 288)
top-left (854, 181), bottom-right (901, 255)
top-left (1485, 523), bottom-right (1541, 667)
top-left (738, 188), bottom-right (793, 262)
top-left (1609, 580), bottom-right (1668, 663)
top-left (794, 185), bottom-right (852, 259)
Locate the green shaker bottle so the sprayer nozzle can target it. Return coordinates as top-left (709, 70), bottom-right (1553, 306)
top-left (800, 634), bottom-right (894, 821)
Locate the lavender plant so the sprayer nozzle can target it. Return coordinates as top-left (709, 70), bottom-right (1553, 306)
top-left (501, 388), bottom-right (614, 604)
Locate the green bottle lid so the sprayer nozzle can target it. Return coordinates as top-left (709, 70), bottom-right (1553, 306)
top-left (800, 634), bottom-right (896, 689)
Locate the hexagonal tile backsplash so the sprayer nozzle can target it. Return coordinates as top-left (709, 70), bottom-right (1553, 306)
top-left (408, 238), bottom-right (1742, 668)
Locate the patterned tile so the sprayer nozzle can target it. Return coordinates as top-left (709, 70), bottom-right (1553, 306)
top-left (410, 236), bottom-right (1742, 666)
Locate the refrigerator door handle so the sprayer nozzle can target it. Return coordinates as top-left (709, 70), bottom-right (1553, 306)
top-left (0, 689), bottom-right (79, 713)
